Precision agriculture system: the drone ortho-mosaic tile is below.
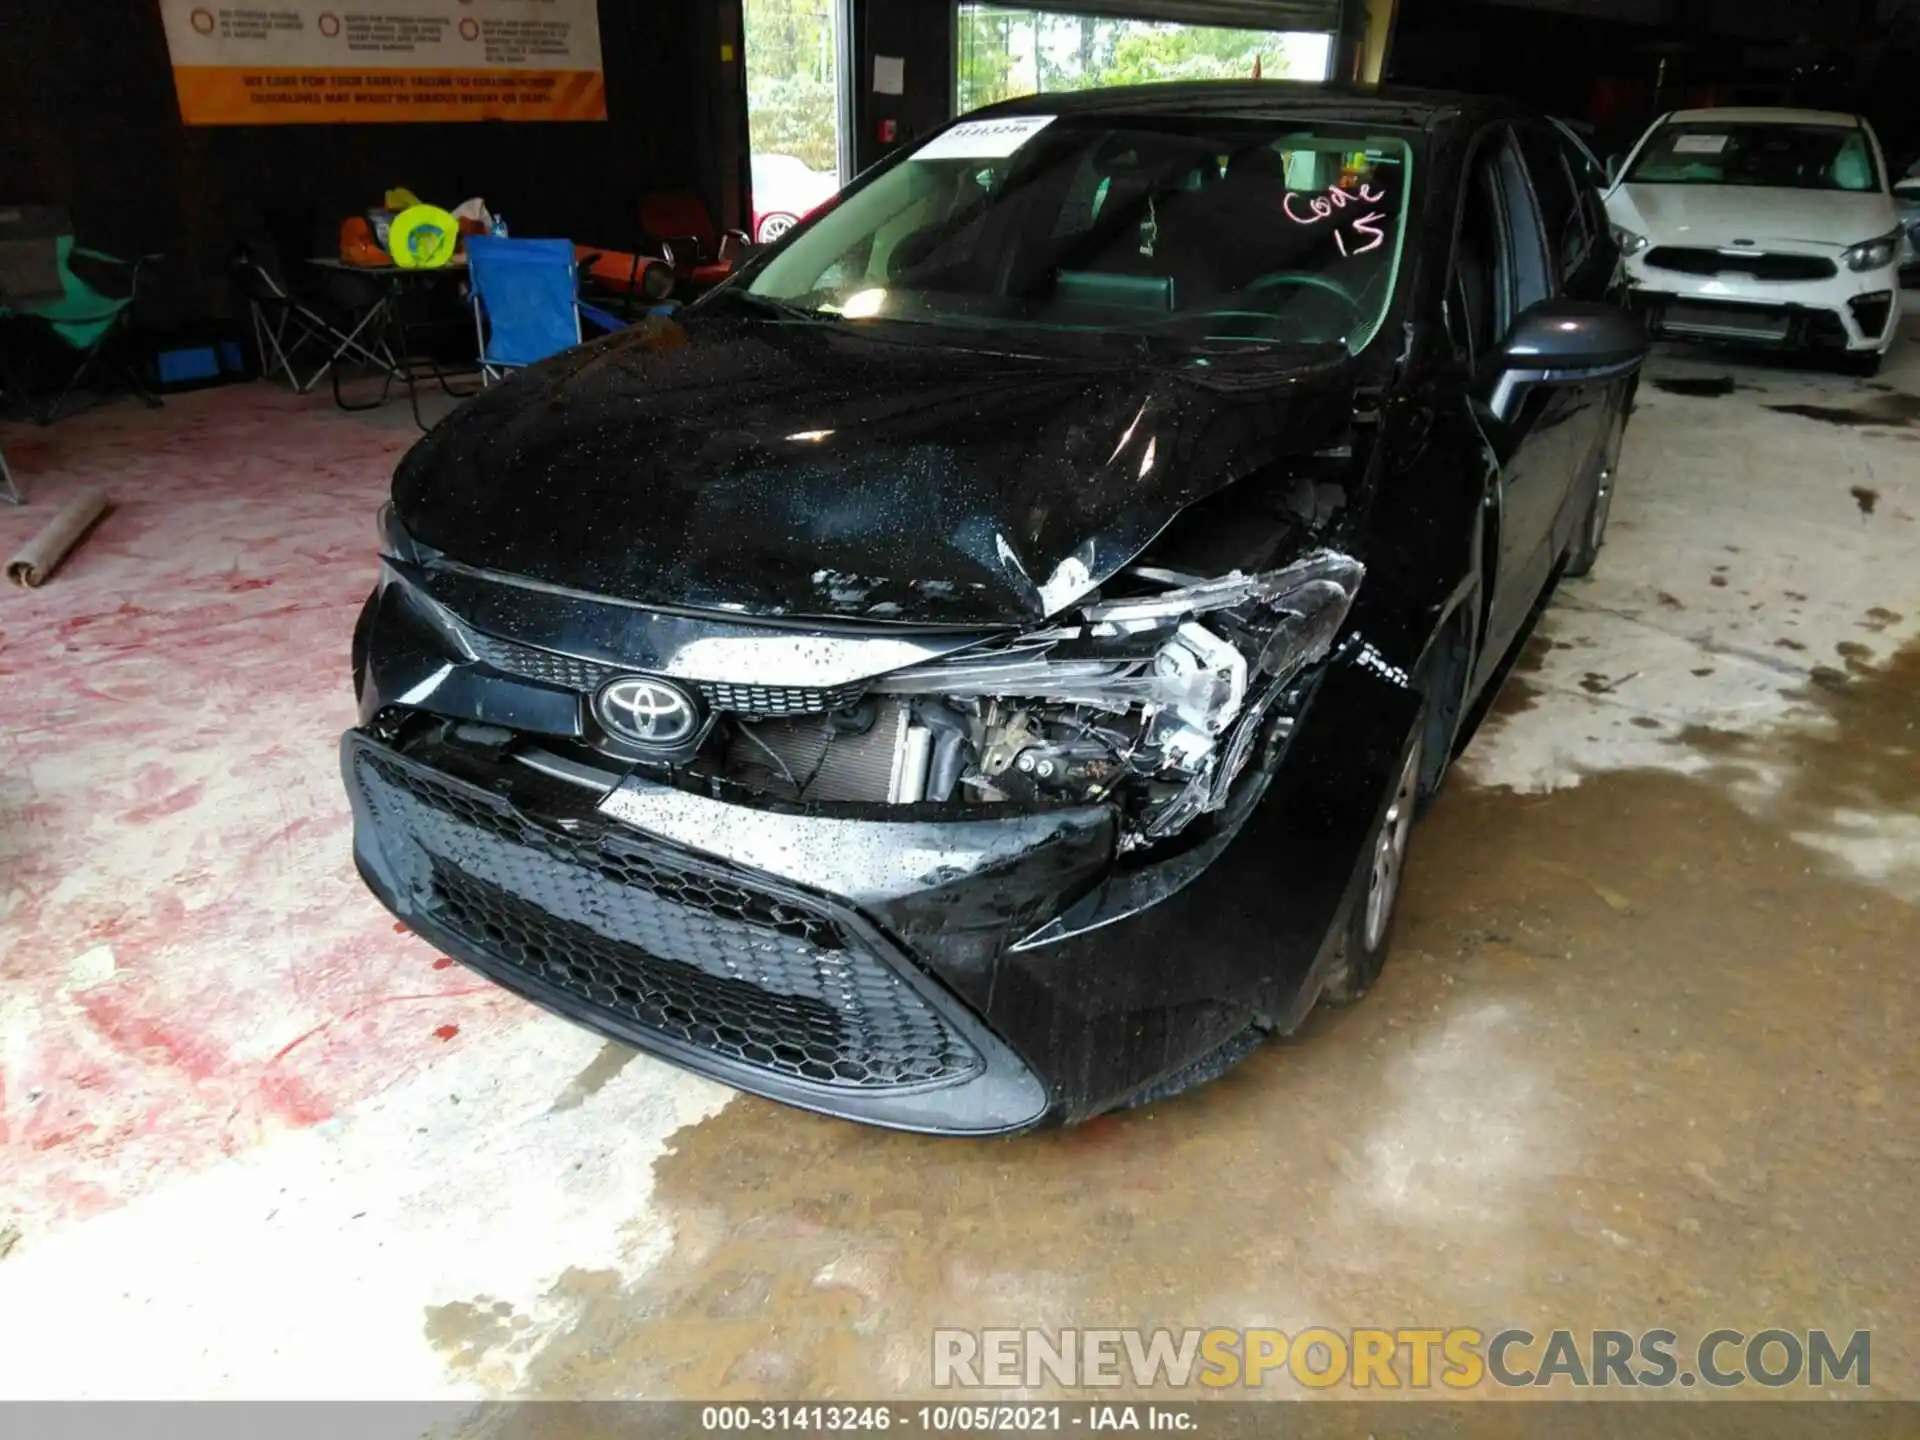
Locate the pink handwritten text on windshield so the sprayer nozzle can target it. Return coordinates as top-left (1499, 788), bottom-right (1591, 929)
top-left (1283, 184), bottom-right (1387, 256)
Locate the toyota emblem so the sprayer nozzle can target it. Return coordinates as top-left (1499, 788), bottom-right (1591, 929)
top-left (594, 676), bottom-right (700, 748)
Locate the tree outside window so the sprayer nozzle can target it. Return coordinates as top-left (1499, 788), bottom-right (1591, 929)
top-left (745, 0), bottom-right (840, 174)
top-left (957, 6), bottom-right (1334, 113)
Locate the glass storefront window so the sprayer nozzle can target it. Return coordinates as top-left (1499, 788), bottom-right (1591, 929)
top-left (744, 0), bottom-right (848, 243)
top-left (957, 6), bottom-right (1334, 113)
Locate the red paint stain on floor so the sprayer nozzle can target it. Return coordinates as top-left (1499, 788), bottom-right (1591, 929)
top-left (124, 780), bottom-right (208, 825)
top-left (76, 990), bottom-right (231, 1084)
top-left (0, 387), bottom-right (543, 1232)
top-left (434, 1025), bottom-right (460, 1042)
top-left (253, 1072), bottom-right (337, 1128)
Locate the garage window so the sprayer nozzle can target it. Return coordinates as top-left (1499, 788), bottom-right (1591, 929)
top-left (957, 5), bottom-right (1334, 113)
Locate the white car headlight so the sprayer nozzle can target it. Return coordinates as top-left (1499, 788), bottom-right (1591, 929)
top-left (1842, 230), bottom-right (1902, 273)
top-left (1611, 225), bottom-right (1650, 256)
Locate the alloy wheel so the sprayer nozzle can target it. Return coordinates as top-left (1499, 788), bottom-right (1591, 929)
top-left (1590, 412), bottom-right (1625, 552)
top-left (1364, 737), bottom-right (1423, 952)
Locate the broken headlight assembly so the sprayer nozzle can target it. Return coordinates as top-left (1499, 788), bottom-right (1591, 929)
top-left (856, 549), bottom-right (1365, 847)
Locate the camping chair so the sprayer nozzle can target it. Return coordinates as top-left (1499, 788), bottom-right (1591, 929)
top-left (639, 191), bottom-right (749, 294)
top-left (0, 204), bottom-right (158, 424)
top-left (230, 233), bottom-right (388, 394)
top-left (466, 236), bottom-right (627, 382)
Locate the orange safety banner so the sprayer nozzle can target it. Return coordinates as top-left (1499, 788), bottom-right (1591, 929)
top-left (169, 67), bottom-right (608, 125)
top-left (158, 1), bottom-right (607, 126)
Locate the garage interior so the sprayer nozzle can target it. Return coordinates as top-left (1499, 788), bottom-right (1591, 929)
top-left (1, 0), bottom-right (1917, 1408)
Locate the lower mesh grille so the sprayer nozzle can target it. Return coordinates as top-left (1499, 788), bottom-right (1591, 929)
top-left (465, 630), bottom-right (867, 716)
top-left (353, 746), bottom-right (981, 1091)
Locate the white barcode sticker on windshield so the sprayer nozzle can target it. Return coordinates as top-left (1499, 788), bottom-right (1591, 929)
top-left (913, 115), bottom-right (1056, 161)
top-left (1673, 134), bottom-right (1730, 154)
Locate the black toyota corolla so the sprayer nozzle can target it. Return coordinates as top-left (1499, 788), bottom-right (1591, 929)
top-left (345, 83), bottom-right (1647, 1134)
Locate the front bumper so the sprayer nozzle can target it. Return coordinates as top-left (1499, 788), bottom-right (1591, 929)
top-left (1623, 252), bottom-right (1901, 353)
top-left (346, 554), bottom-right (1419, 1131)
top-left (344, 651), bottom-right (1413, 1131)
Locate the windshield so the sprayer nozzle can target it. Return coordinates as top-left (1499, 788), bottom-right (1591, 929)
top-left (1626, 121), bottom-right (1882, 193)
top-left (744, 114), bottom-right (1416, 356)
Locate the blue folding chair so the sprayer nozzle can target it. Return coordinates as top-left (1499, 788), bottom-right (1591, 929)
top-left (466, 236), bottom-right (628, 383)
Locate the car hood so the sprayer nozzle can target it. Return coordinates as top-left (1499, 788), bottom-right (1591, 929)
top-left (1608, 182), bottom-right (1897, 250)
top-left (391, 311), bottom-right (1361, 626)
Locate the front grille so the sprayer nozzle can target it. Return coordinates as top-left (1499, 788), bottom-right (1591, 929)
top-left (467, 630), bottom-right (867, 716)
top-left (468, 632), bottom-right (617, 692)
top-left (352, 745), bottom-right (981, 1090)
top-left (1645, 247), bottom-right (1836, 282)
top-left (698, 678), bottom-right (868, 716)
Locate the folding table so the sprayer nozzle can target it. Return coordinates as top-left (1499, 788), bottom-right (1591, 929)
top-left (306, 257), bottom-right (479, 430)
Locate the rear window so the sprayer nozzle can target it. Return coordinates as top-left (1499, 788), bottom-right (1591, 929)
top-left (1626, 121), bottom-right (1882, 193)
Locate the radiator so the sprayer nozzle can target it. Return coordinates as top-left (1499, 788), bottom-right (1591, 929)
top-left (729, 700), bottom-right (931, 804)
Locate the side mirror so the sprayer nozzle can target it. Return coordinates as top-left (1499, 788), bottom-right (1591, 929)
top-left (1490, 299), bottom-right (1649, 421)
top-left (1605, 154), bottom-right (1624, 186)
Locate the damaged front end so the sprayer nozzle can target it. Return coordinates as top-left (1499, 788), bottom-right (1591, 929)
top-left (699, 550), bottom-right (1363, 851)
top-left (347, 518), bottom-right (1370, 1132)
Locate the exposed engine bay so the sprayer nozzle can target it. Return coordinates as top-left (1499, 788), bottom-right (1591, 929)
top-left (674, 550), bottom-right (1364, 850)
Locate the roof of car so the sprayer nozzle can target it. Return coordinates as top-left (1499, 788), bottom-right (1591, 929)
top-left (972, 80), bottom-right (1521, 129)
top-left (1667, 106), bottom-right (1862, 127)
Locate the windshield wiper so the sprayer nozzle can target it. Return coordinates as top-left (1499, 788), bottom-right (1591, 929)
top-left (710, 290), bottom-right (840, 324)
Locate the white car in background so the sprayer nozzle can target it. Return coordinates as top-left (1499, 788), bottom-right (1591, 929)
top-left (1605, 107), bottom-right (1903, 374)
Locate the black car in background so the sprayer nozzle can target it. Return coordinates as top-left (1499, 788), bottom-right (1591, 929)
top-left (345, 84), bottom-right (1646, 1134)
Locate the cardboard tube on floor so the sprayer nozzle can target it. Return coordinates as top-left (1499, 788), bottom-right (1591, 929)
top-left (7, 488), bottom-right (111, 588)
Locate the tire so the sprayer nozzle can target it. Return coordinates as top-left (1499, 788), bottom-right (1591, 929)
top-left (1564, 401), bottom-right (1626, 579)
top-left (1317, 720), bottom-right (1424, 1007)
top-left (1840, 350), bottom-right (1884, 379)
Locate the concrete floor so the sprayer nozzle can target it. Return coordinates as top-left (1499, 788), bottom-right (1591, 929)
top-left (0, 331), bottom-right (1914, 1401)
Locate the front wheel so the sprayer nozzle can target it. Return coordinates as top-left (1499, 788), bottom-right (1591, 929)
top-left (1318, 724), bottom-right (1424, 1006)
top-left (1565, 403), bottom-right (1626, 579)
